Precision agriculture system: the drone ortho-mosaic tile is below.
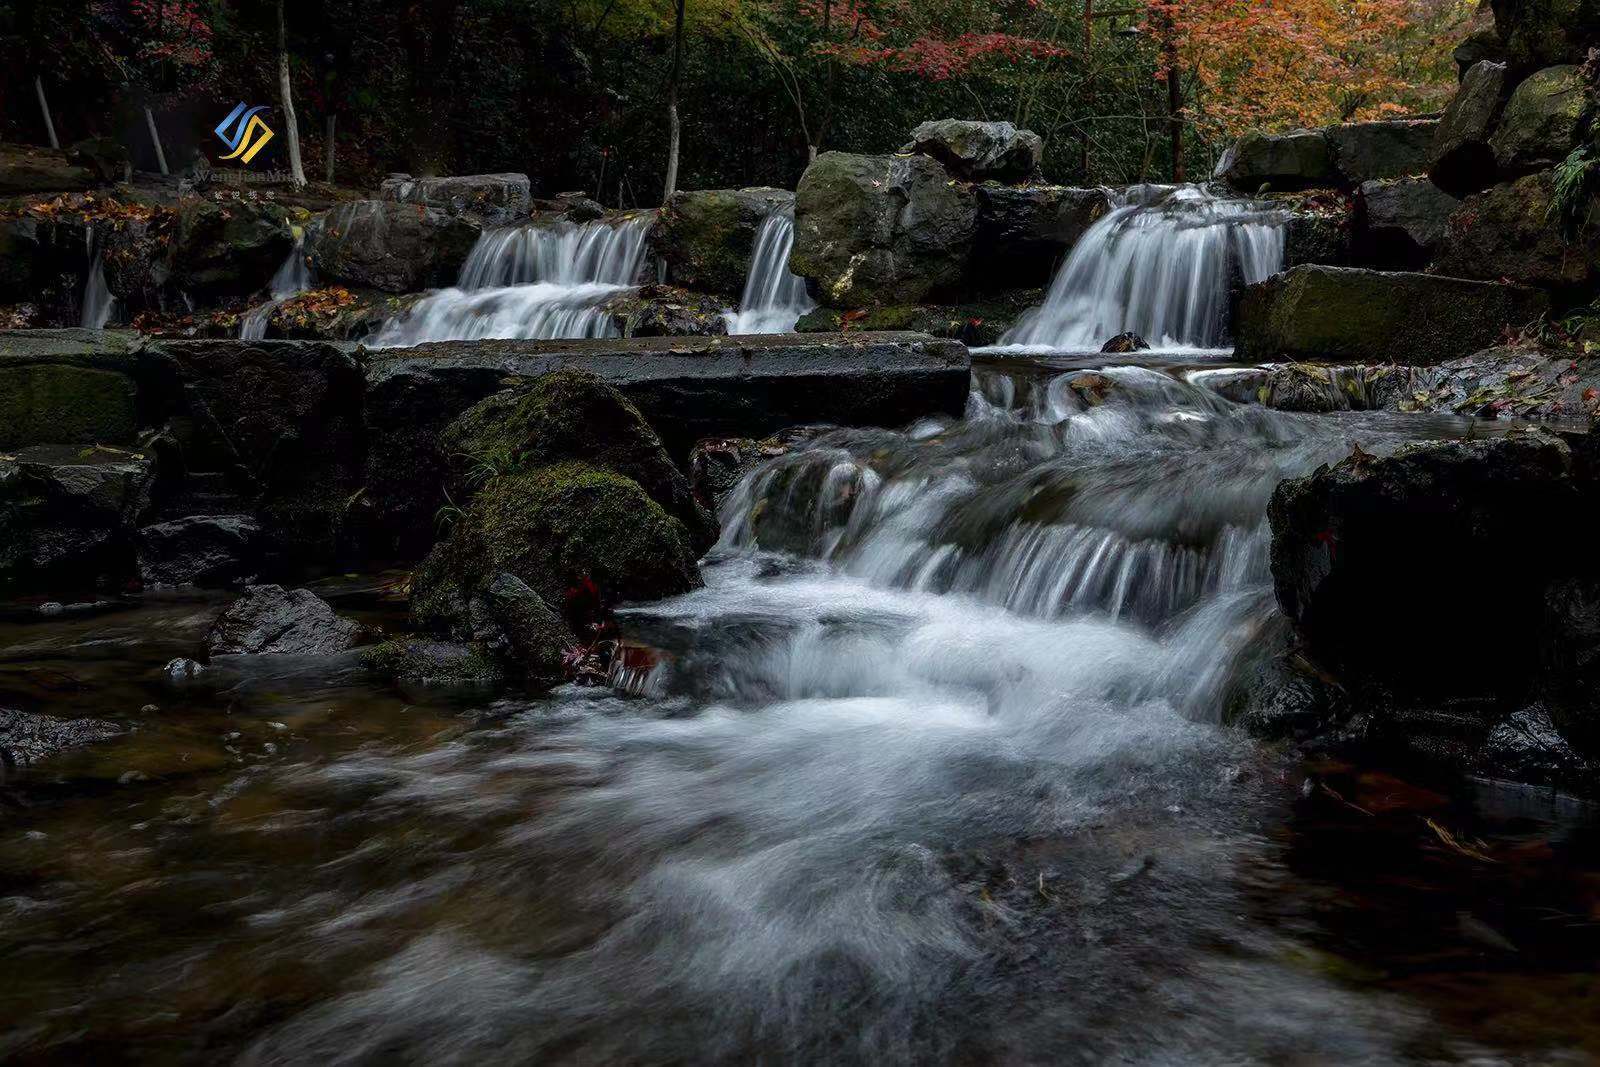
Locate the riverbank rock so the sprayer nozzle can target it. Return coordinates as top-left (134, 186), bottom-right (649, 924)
top-left (1247, 363), bottom-right (1422, 413)
top-left (0, 145), bottom-right (100, 196)
top-left (795, 291), bottom-right (1041, 346)
top-left (137, 514), bottom-right (265, 587)
top-left (1327, 119), bottom-right (1438, 184)
top-left (1492, 0), bottom-right (1600, 73)
top-left (0, 444), bottom-right (158, 592)
top-left (1234, 264), bottom-right (1549, 364)
top-left (971, 186), bottom-right (1111, 289)
top-left (1396, 345), bottom-right (1600, 422)
top-left (361, 636), bottom-right (504, 686)
top-left (1353, 178), bottom-right (1458, 268)
top-left (1, 707), bottom-right (122, 777)
top-left (1215, 129), bottom-right (1339, 191)
top-left (1429, 61), bottom-right (1509, 197)
top-left (1432, 170), bottom-right (1600, 292)
top-left (601, 284), bottom-right (728, 337)
top-left (792, 152), bottom-right (978, 307)
top-left (903, 120), bottom-right (1044, 183)
top-left (308, 200), bottom-right (480, 293)
top-left (1269, 430), bottom-right (1587, 700)
top-left (0, 328), bottom-right (142, 450)
top-left (654, 187), bottom-right (794, 297)
top-left (171, 198), bottom-right (295, 299)
top-left (205, 584), bottom-right (368, 656)
top-left (378, 173), bottom-right (531, 223)
top-left (1489, 65), bottom-right (1587, 175)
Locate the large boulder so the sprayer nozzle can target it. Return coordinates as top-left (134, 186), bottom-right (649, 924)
top-left (1326, 119), bottom-right (1438, 184)
top-left (902, 120), bottom-right (1044, 182)
top-left (0, 145), bottom-right (99, 196)
top-left (171, 197), bottom-right (295, 299)
top-left (654, 187), bottom-right (794, 297)
top-left (0, 328), bottom-right (141, 451)
top-left (792, 152), bottom-right (978, 308)
top-left (205, 584), bottom-right (369, 656)
top-left (0, 445), bottom-right (158, 592)
top-left (307, 200), bottom-right (480, 293)
top-left (1488, 64), bottom-right (1587, 175)
top-left (1490, 0), bottom-right (1600, 73)
top-left (971, 185), bottom-right (1111, 289)
top-left (1269, 430), bottom-right (1587, 698)
top-left (137, 514), bottom-right (266, 587)
top-left (1432, 170), bottom-right (1600, 292)
top-left (1353, 177), bottom-right (1459, 268)
top-left (1235, 264), bottom-right (1549, 364)
top-left (378, 173), bottom-right (532, 223)
top-left (1215, 129), bottom-right (1339, 192)
top-left (1429, 61), bottom-right (1510, 197)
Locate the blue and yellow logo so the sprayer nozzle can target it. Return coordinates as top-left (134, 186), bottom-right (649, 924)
top-left (214, 103), bottom-right (275, 164)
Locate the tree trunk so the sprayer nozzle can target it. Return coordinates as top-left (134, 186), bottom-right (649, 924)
top-left (325, 113), bottom-right (337, 183)
top-left (144, 105), bottom-right (168, 175)
top-left (662, 0), bottom-right (687, 202)
top-left (277, 0), bottom-right (307, 186)
top-left (35, 76), bottom-right (59, 149)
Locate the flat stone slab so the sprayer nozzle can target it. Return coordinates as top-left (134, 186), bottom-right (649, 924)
top-left (0, 328), bottom-right (143, 449)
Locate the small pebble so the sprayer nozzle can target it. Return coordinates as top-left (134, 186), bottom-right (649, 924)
top-left (268, 722), bottom-right (287, 732)
top-left (24, 831), bottom-right (47, 842)
top-left (262, 742), bottom-right (279, 755)
top-left (38, 602), bottom-right (64, 615)
top-left (117, 770), bottom-right (149, 785)
top-left (139, 704), bottom-right (159, 714)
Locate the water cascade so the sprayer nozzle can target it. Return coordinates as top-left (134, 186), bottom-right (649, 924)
top-left (239, 234), bottom-right (314, 341)
top-left (724, 207), bottom-right (815, 334)
top-left (80, 225), bottom-right (118, 330)
top-left (370, 213), bottom-right (654, 347)
top-left (1001, 185), bottom-right (1286, 351)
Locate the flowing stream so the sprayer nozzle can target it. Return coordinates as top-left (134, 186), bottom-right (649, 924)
top-left (79, 225), bottom-right (118, 330)
top-left (724, 208), bottom-right (814, 335)
top-left (369, 214), bottom-right (654, 347)
top-left (239, 235), bottom-right (314, 341)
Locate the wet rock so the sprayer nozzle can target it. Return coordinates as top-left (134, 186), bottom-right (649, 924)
top-left (1539, 576), bottom-right (1600, 758)
top-left (1354, 178), bottom-right (1459, 268)
top-left (0, 707), bottom-right (121, 775)
top-left (794, 291), bottom-right (1040, 346)
top-left (551, 191), bottom-right (606, 223)
top-left (1234, 264), bottom-right (1549, 364)
top-left (792, 152), bottom-right (978, 308)
top-left (903, 119), bottom-right (1044, 183)
top-left (307, 200), bottom-right (481, 293)
top-left (66, 137), bottom-right (131, 183)
top-left (1479, 704), bottom-right (1591, 785)
top-left (137, 514), bottom-right (265, 587)
top-left (1489, 65), bottom-right (1587, 175)
top-left (688, 430), bottom-right (813, 508)
top-left (101, 215), bottom-right (176, 313)
top-left (164, 657), bottom-right (206, 681)
top-left (601, 284), bottom-right (729, 338)
top-left (0, 144), bottom-right (99, 196)
top-left (1429, 61), bottom-right (1510, 197)
top-left (971, 185), bottom-right (1111, 289)
top-left (1491, 0), bottom-right (1600, 73)
top-left (171, 198), bottom-right (295, 299)
top-left (1269, 430), bottom-right (1585, 699)
top-left (1252, 363), bottom-right (1421, 413)
top-left (475, 572), bottom-right (574, 689)
top-left (361, 636), bottom-right (504, 685)
top-left (1100, 332), bottom-right (1150, 354)
top-left (0, 445), bottom-right (157, 592)
top-left (1227, 653), bottom-right (1347, 741)
top-left (378, 173), bottom-right (531, 223)
top-left (205, 584), bottom-right (369, 656)
top-left (1326, 119), bottom-right (1438, 184)
top-left (1280, 204), bottom-right (1353, 268)
top-left (1396, 345), bottom-right (1600, 422)
top-left (1215, 129), bottom-right (1338, 192)
top-left (655, 187), bottom-right (794, 297)
top-left (1432, 170), bottom-right (1600, 292)
top-left (0, 329), bottom-right (141, 450)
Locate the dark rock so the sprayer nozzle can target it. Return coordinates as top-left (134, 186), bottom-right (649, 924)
top-left (0, 216), bottom-right (45, 304)
top-left (138, 514), bottom-right (265, 587)
top-left (793, 153), bottom-right (978, 307)
top-left (1214, 129), bottom-right (1338, 192)
top-left (1281, 206), bottom-right (1353, 268)
top-left (552, 192), bottom-right (606, 223)
top-left (1489, 65), bottom-right (1587, 174)
top-left (794, 292), bottom-right (1041, 346)
top-left (971, 185), bottom-right (1111, 289)
top-left (1454, 27), bottom-right (1508, 77)
top-left (601, 284), bottom-right (729, 338)
top-left (1354, 177), bottom-right (1459, 267)
top-left (1269, 430), bottom-right (1583, 698)
top-left (1491, 0), bottom-right (1600, 73)
top-left (205, 584), bottom-right (369, 656)
top-left (1250, 362), bottom-right (1422, 413)
top-left (1234, 264), bottom-right (1549, 364)
top-left (0, 145), bottom-right (99, 196)
top-left (1226, 652), bottom-right (1347, 740)
top-left (0, 328), bottom-right (141, 450)
top-left (903, 119), bottom-right (1044, 182)
top-left (1430, 61), bottom-right (1510, 197)
top-left (0, 445), bottom-right (157, 592)
top-left (1432, 170), bottom-right (1600, 292)
top-left (1479, 704), bottom-right (1591, 784)
top-left (1540, 576), bottom-right (1600, 758)
top-left (1100, 332), bottom-right (1150, 353)
top-left (307, 200), bottom-right (481, 293)
top-left (378, 173), bottom-right (531, 223)
top-left (1327, 119), bottom-right (1439, 184)
top-left (66, 137), bottom-right (131, 183)
top-left (1396, 345), bottom-right (1600, 421)
top-left (163, 657), bottom-right (206, 681)
top-left (476, 572), bottom-right (574, 689)
top-left (172, 198), bottom-right (295, 299)
top-left (0, 707), bottom-right (121, 776)
top-left (655, 187), bottom-right (794, 297)
top-left (101, 216), bottom-right (175, 312)
top-left (362, 636), bottom-right (504, 685)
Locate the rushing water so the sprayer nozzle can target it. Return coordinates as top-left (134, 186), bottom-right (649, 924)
top-left (724, 209), bottom-right (815, 335)
top-left (79, 225), bottom-right (118, 330)
top-left (1001, 185), bottom-right (1286, 352)
top-left (239, 235), bottom-right (314, 341)
top-left (369, 214), bottom-right (654, 347)
top-left (4, 356), bottom-right (1596, 1064)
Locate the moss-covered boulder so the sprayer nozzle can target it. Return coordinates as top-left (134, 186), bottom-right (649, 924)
top-left (1429, 61), bottom-right (1510, 197)
top-left (1490, 0), bottom-right (1600, 73)
top-left (361, 636), bottom-right (505, 686)
top-left (601, 284), bottom-right (729, 337)
top-left (1214, 129), bottom-right (1338, 192)
top-left (1488, 65), bottom-right (1588, 175)
top-left (171, 197), bottom-right (295, 299)
top-left (902, 120), bottom-right (1043, 183)
top-left (1234, 264), bottom-right (1549, 364)
top-left (1433, 170), bottom-right (1600, 292)
top-left (307, 200), bottom-right (480, 293)
top-left (1327, 118), bottom-right (1438, 184)
top-left (0, 329), bottom-right (142, 451)
top-left (792, 152), bottom-right (978, 308)
top-left (655, 188), bottom-right (793, 297)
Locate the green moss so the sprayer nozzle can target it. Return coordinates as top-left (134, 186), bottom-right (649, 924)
top-left (0, 363), bottom-right (139, 450)
top-left (362, 636), bottom-right (504, 685)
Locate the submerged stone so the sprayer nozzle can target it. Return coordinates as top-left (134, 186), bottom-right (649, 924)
top-left (205, 584), bottom-right (370, 656)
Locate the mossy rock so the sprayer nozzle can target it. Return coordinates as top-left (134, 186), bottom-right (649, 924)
top-left (172, 198), bottom-right (295, 298)
top-left (655, 188), bottom-right (793, 297)
top-left (440, 369), bottom-right (716, 553)
top-left (1489, 65), bottom-right (1588, 174)
top-left (362, 636), bottom-right (505, 686)
top-left (414, 461), bottom-right (701, 617)
top-left (0, 360), bottom-right (139, 451)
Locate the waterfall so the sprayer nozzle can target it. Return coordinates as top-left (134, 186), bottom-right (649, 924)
top-left (240, 234), bottom-right (313, 341)
top-left (370, 213), bottom-right (654, 348)
top-left (724, 208), bottom-right (814, 335)
top-left (80, 226), bottom-right (118, 330)
top-left (1001, 185), bottom-right (1286, 352)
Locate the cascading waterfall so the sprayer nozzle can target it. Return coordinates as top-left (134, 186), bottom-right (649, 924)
top-left (1001, 185), bottom-right (1286, 351)
top-left (239, 234), bottom-right (314, 341)
top-left (369, 213), bottom-right (654, 347)
top-left (724, 208), bottom-right (815, 335)
top-left (80, 225), bottom-right (118, 330)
